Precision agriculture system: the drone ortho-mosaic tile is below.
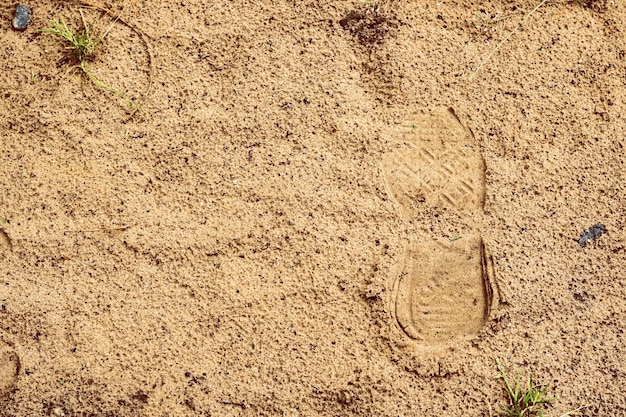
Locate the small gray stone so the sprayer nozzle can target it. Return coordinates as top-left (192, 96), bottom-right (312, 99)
top-left (12, 5), bottom-right (31, 31)
top-left (578, 223), bottom-right (606, 247)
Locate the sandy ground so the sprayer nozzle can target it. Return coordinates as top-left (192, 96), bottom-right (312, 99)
top-left (1, 0), bottom-right (625, 415)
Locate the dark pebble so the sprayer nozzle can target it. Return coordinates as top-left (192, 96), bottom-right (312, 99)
top-left (12, 5), bottom-right (31, 31)
top-left (578, 223), bottom-right (606, 247)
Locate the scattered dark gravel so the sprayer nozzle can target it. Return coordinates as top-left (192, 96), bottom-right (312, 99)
top-left (12, 5), bottom-right (31, 31)
top-left (578, 224), bottom-right (606, 247)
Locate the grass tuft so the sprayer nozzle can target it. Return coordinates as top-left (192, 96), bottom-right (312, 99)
top-left (41, 12), bottom-right (142, 112)
top-left (497, 359), bottom-right (555, 417)
top-left (41, 14), bottom-right (99, 63)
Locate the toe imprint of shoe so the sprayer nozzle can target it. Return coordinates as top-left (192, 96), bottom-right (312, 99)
top-left (383, 107), bottom-right (485, 221)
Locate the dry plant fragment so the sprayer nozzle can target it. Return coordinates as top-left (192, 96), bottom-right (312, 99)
top-left (77, 0), bottom-right (155, 118)
top-left (360, 0), bottom-right (381, 14)
top-left (473, 9), bottom-right (508, 34)
top-left (469, 0), bottom-right (549, 81)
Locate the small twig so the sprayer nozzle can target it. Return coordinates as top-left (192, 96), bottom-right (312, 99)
top-left (557, 405), bottom-right (588, 417)
top-left (78, 0), bottom-right (155, 119)
top-left (220, 400), bottom-right (245, 408)
top-left (78, 0), bottom-right (151, 40)
top-left (65, 224), bottom-right (133, 233)
top-left (469, 0), bottom-right (549, 81)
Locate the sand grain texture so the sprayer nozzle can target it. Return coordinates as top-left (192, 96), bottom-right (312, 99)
top-left (1, 0), bottom-right (625, 415)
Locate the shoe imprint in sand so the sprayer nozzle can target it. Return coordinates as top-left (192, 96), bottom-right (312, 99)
top-left (383, 107), bottom-right (497, 348)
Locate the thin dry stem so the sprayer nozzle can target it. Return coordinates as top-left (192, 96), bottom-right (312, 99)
top-left (469, 0), bottom-right (549, 81)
